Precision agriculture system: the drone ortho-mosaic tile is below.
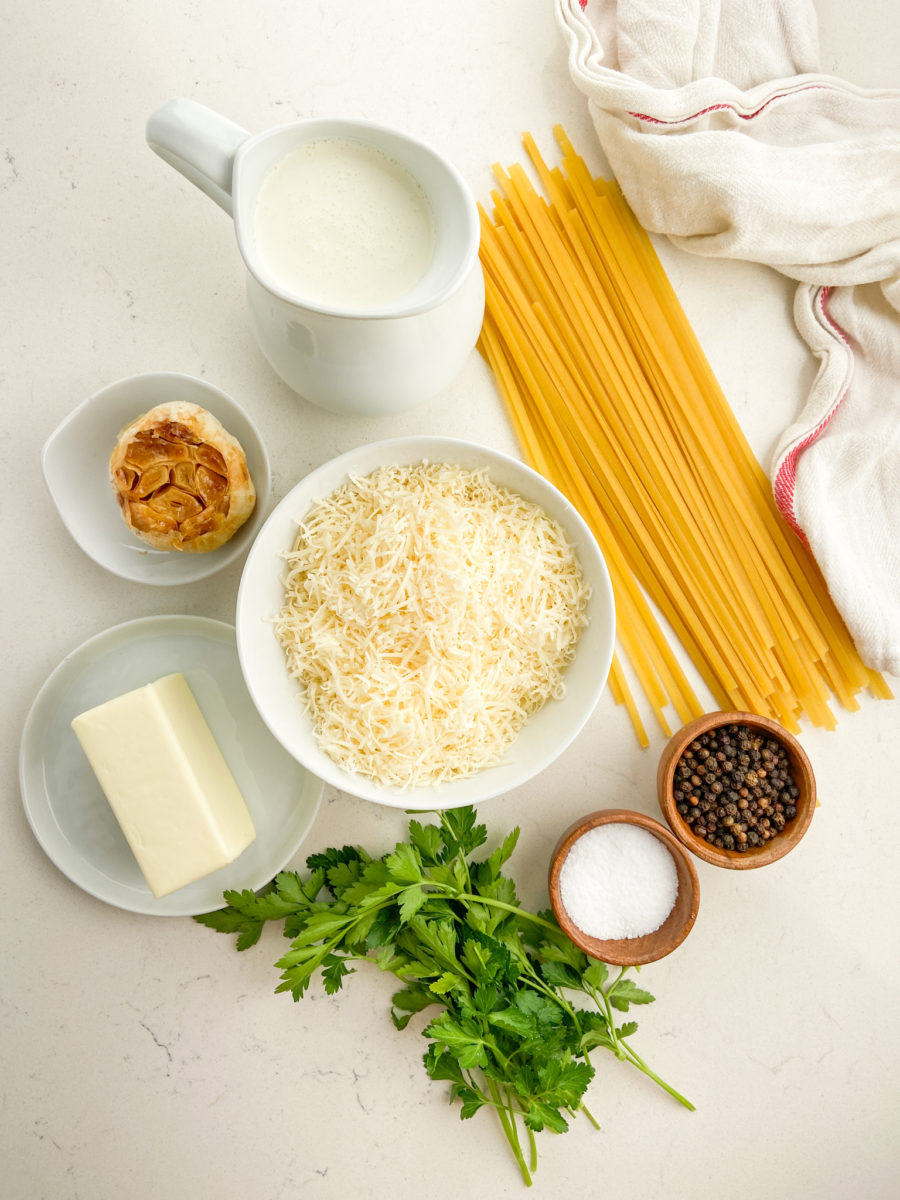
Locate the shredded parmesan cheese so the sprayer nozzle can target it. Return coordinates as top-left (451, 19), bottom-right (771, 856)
top-left (275, 462), bottom-right (590, 788)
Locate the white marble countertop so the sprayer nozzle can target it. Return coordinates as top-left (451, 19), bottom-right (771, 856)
top-left (3, 3), bottom-right (899, 1198)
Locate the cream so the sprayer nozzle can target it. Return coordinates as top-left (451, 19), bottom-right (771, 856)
top-left (252, 137), bottom-right (434, 310)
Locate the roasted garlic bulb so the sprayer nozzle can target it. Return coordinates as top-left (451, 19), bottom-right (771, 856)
top-left (110, 401), bottom-right (256, 553)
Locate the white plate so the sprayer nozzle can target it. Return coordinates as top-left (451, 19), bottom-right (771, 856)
top-left (41, 372), bottom-right (271, 585)
top-left (19, 615), bottom-right (323, 916)
top-left (236, 435), bottom-right (616, 809)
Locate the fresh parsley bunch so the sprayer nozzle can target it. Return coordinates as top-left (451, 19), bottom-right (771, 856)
top-left (196, 807), bottom-right (692, 1186)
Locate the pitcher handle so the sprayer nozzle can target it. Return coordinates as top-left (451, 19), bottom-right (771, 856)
top-left (146, 98), bottom-right (249, 216)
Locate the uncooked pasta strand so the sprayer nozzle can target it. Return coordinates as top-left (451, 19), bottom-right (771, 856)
top-left (477, 130), bottom-right (892, 741)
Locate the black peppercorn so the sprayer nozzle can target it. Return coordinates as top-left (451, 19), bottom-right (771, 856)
top-left (672, 722), bottom-right (800, 852)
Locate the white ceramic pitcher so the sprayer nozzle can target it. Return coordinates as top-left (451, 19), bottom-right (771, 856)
top-left (146, 99), bottom-right (485, 415)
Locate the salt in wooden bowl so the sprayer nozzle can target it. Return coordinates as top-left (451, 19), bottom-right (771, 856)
top-left (548, 809), bottom-right (700, 966)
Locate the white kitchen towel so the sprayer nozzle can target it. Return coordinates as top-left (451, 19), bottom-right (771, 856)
top-left (556, 0), bottom-right (900, 676)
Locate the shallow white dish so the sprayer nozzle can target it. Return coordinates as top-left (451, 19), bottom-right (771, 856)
top-left (41, 372), bottom-right (271, 585)
top-left (19, 615), bottom-right (323, 916)
top-left (236, 435), bottom-right (616, 810)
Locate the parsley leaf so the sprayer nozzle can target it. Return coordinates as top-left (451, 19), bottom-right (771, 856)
top-left (408, 819), bottom-right (443, 864)
top-left (321, 953), bottom-right (354, 995)
top-left (607, 978), bottom-right (656, 1011)
top-left (385, 842), bottom-right (423, 885)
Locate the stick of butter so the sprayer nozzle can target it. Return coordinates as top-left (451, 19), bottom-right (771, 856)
top-left (71, 672), bottom-right (256, 899)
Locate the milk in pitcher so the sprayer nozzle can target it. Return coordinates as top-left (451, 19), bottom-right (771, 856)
top-left (252, 138), bottom-right (435, 311)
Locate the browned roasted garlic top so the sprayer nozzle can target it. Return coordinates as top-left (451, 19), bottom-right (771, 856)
top-left (110, 402), bottom-right (255, 553)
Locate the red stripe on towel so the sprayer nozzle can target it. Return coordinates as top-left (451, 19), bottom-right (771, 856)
top-left (772, 287), bottom-right (851, 540)
top-left (628, 84), bottom-right (834, 126)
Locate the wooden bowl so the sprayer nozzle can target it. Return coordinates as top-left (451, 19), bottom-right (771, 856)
top-left (548, 809), bottom-right (700, 966)
top-left (657, 712), bottom-right (816, 870)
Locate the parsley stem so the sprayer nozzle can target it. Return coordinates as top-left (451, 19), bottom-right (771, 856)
top-left (486, 1076), bottom-right (532, 1187)
top-left (486, 1034), bottom-right (513, 1073)
top-left (617, 1040), bottom-right (695, 1111)
top-left (580, 1100), bottom-right (601, 1129)
top-left (587, 981), bottom-right (625, 1059)
top-left (522, 1095), bottom-right (538, 1172)
top-left (435, 889), bottom-right (562, 935)
top-left (586, 979), bottom-right (693, 1112)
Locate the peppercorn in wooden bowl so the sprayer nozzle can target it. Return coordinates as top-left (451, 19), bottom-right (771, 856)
top-left (657, 712), bottom-right (816, 870)
top-left (548, 809), bottom-right (700, 966)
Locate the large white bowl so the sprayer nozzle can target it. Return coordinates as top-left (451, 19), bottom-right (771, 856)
top-left (236, 436), bottom-right (616, 809)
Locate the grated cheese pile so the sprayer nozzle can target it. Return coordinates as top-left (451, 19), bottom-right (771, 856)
top-left (275, 461), bottom-right (590, 788)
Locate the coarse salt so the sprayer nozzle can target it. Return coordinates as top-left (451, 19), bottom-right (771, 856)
top-left (558, 823), bottom-right (678, 941)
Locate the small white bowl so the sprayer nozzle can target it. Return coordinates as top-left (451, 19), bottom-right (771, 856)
top-left (41, 372), bottom-right (271, 586)
top-left (236, 435), bottom-right (616, 809)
